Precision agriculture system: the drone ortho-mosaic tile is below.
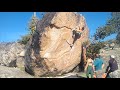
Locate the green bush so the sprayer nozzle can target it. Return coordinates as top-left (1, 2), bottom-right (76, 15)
top-left (82, 40), bottom-right (105, 59)
top-left (86, 42), bottom-right (105, 55)
top-left (82, 40), bottom-right (90, 47)
top-left (18, 34), bottom-right (31, 45)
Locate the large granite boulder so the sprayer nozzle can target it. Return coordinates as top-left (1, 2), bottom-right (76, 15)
top-left (25, 12), bottom-right (89, 76)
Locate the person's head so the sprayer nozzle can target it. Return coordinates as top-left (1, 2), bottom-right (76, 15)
top-left (87, 53), bottom-right (92, 59)
top-left (72, 30), bottom-right (76, 35)
top-left (110, 55), bottom-right (115, 60)
top-left (95, 53), bottom-right (100, 58)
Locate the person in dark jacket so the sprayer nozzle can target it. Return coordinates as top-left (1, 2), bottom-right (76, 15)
top-left (105, 55), bottom-right (119, 78)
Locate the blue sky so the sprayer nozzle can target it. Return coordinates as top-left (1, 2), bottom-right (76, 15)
top-left (79, 12), bottom-right (116, 41)
top-left (0, 12), bottom-right (116, 42)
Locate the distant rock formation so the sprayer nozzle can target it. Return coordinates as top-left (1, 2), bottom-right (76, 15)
top-left (0, 65), bottom-right (33, 78)
top-left (0, 42), bottom-right (25, 68)
top-left (25, 12), bottom-right (89, 76)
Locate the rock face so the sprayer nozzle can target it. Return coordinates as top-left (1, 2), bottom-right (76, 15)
top-left (0, 42), bottom-right (25, 68)
top-left (0, 65), bottom-right (33, 78)
top-left (25, 12), bottom-right (89, 76)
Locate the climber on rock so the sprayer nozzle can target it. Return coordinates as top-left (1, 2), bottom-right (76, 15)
top-left (70, 27), bottom-right (84, 48)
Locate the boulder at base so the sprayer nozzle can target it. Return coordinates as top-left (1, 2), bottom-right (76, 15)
top-left (0, 65), bottom-right (33, 78)
top-left (0, 42), bottom-right (25, 67)
top-left (25, 12), bottom-right (89, 76)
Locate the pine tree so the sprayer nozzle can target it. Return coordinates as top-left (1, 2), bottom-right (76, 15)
top-left (29, 12), bottom-right (39, 34)
top-left (18, 12), bottom-right (39, 45)
top-left (94, 12), bottom-right (120, 43)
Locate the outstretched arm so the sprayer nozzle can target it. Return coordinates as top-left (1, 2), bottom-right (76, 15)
top-left (102, 64), bottom-right (105, 69)
top-left (84, 60), bottom-right (88, 72)
top-left (83, 46), bottom-right (87, 63)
